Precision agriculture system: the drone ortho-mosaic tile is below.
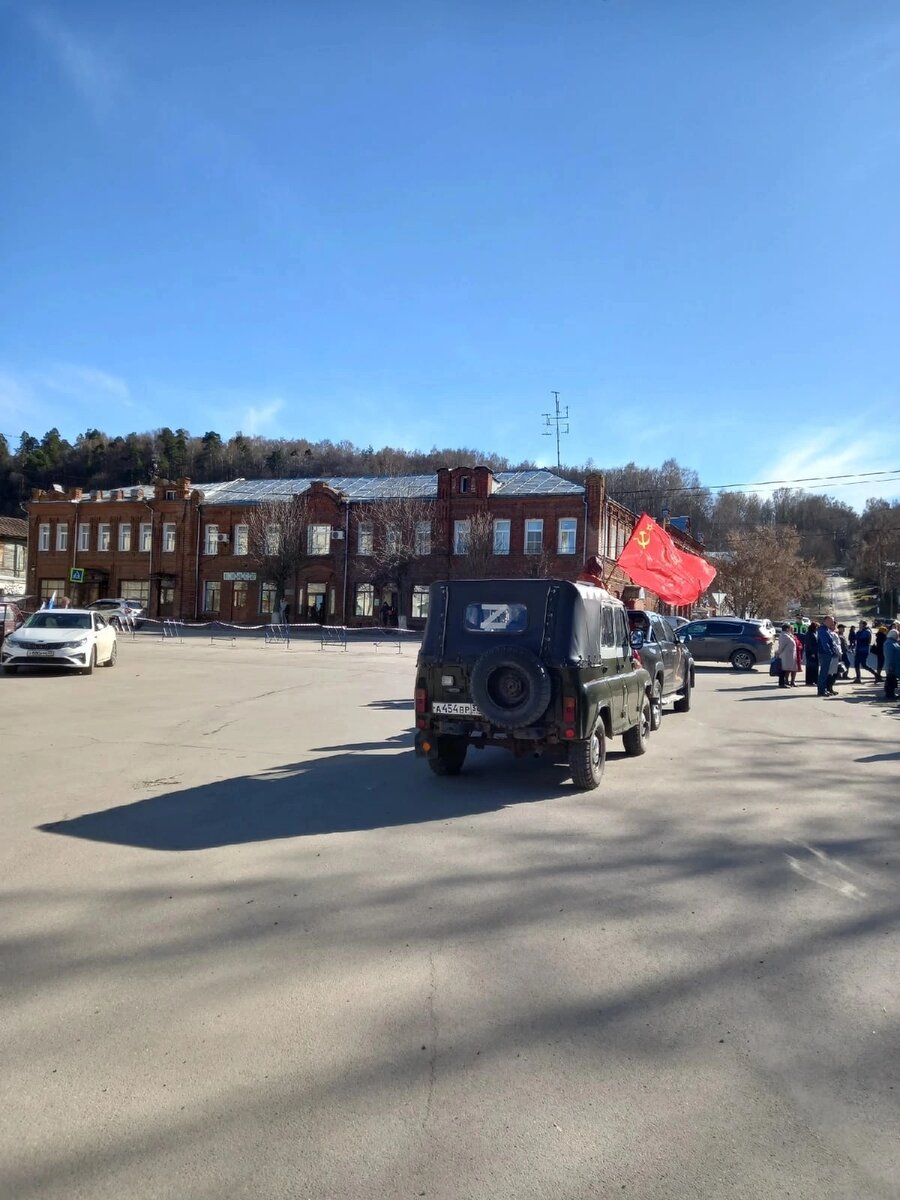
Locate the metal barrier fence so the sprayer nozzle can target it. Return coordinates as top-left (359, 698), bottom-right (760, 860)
top-left (135, 617), bottom-right (421, 653)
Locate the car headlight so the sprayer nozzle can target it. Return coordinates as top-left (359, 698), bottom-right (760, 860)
top-left (61, 638), bottom-right (90, 649)
top-left (5, 635), bottom-right (25, 647)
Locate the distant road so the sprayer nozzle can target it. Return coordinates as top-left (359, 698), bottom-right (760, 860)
top-left (826, 573), bottom-right (860, 624)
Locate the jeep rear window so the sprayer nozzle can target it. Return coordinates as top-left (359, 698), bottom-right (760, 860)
top-left (463, 602), bottom-right (528, 633)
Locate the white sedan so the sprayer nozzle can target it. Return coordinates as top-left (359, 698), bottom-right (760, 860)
top-left (0, 609), bottom-right (117, 675)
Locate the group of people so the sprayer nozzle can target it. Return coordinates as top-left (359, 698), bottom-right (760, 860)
top-left (775, 616), bottom-right (900, 701)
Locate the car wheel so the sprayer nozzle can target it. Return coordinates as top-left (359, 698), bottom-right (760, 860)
top-left (569, 720), bottom-right (606, 791)
top-left (427, 735), bottom-right (468, 777)
top-left (81, 647), bottom-right (96, 676)
top-left (470, 645), bottom-right (552, 729)
top-left (649, 679), bottom-right (663, 731)
top-left (673, 670), bottom-right (692, 713)
top-left (623, 696), bottom-right (651, 756)
top-left (730, 649), bottom-right (756, 671)
top-left (104, 641), bottom-right (118, 668)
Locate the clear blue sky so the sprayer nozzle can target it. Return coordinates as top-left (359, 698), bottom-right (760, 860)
top-left (2, 1), bottom-right (898, 506)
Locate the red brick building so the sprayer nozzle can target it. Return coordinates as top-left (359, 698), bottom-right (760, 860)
top-left (25, 468), bottom-right (704, 625)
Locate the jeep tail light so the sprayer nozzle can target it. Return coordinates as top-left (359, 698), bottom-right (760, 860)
top-left (415, 686), bottom-right (427, 714)
top-left (562, 696), bottom-right (577, 725)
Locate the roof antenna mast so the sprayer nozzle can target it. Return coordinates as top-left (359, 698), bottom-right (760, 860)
top-left (542, 390), bottom-right (569, 471)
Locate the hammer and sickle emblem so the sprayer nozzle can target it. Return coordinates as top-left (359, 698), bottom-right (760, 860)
top-left (636, 529), bottom-right (651, 549)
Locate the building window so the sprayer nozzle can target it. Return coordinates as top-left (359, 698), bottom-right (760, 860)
top-left (260, 582), bottom-right (277, 614)
top-left (415, 521), bottom-right (431, 556)
top-left (39, 578), bottom-right (66, 601)
top-left (98, 523), bottom-right (111, 552)
top-left (38, 524), bottom-right (50, 552)
top-left (493, 519), bottom-right (510, 555)
top-left (162, 523), bottom-right (176, 553)
top-left (460, 477), bottom-right (471, 494)
top-left (524, 519), bottom-right (543, 555)
top-left (120, 581), bottom-right (149, 604)
top-left (118, 522), bottom-right (132, 552)
top-left (202, 580), bottom-right (221, 612)
top-left (453, 520), bottom-right (470, 555)
top-left (139, 522), bottom-right (152, 552)
top-left (265, 524), bottom-right (281, 555)
top-left (233, 581), bottom-right (248, 608)
top-left (77, 523), bottom-right (90, 552)
top-left (307, 524), bottom-right (331, 555)
top-left (412, 585), bottom-right (430, 619)
top-left (355, 583), bottom-right (374, 617)
top-left (56, 524), bottom-right (69, 552)
top-left (204, 525), bottom-right (219, 555)
top-left (357, 522), bottom-right (373, 555)
top-left (558, 518), bottom-right (577, 555)
top-left (234, 524), bottom-right (249, 555)
top-left (165, 490), bottom-right (176, 501)
top-left (385, 525), bottom-right (400, 555)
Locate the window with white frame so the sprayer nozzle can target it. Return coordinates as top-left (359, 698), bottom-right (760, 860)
top-left (139, 522), bottom-right (152, 552)
top-left (493, 519), bottom-right (510, 555)
top-left (118, 522), bottom-right (132, 552)
top-left (357, 522), bottom-right (373, 555)
top-left (120, 580), bottom-right (149, 604)
top-left (385, 525), bottom-right (400, 555)
top-left (260, 582), bottom-right (276, 614)
top-left (56, 524), bottom-right (69, 552)
top-left (162, 522), bottom-right (176, 553)
top-left (204, 524), bottom-right (219, 555)
top-left (524, 519), bottom-right (543, 555)
top-left (412, 584), bottom-right (430, 619)
top-left (355, 583), bottom-right (374, 617)
top-left (98, 523), bottom-right (111, 552)
top-left (38, 524), bottom-right (50, 551)
top-left (307, 524), bottom-right (331, 555)
top-left (265, 524), bottom-right (281, 555)
top-left (415, 521), bottom-right (431, 556)
top-left (453, 519), bottom-right (470, 555)
top-left (557, 518), bottom-right (577, 555)
top-left (39, 578), bottom-right (66, 601)
top-left (78, 523), bottom-right (90, 552)
top-left (202, 580), bottom-right (221, 612)
top-left (233, 524), bottom-right (249, 555)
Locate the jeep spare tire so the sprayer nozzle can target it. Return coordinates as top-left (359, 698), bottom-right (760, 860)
top-left (470, 644), bottom-right (552, 729)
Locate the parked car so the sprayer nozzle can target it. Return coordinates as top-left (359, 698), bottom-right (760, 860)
top-left (1, 609), bottom-right (117, 674)
top-left (85, 598), bottom-right (146, 629)
top-left (665, 615), bottom-right (690, 630)
top-left (414, 578), bottom-right (653, 790)
top-left (676, 617), bottom-right (774, 670)
top-left (626, 610), bottom-right (694, 727)
top-left (0, 600), bottom-right (25, 643)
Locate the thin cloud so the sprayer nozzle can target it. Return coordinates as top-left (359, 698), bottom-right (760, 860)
top-left (23, 3), bottom-right (124, 117)
top-left (36, 363), bottom-right (131, 405)
top-left (758, 427), bottom-right (900, 509)
top-left (242, 398), bottom-right (285, 436)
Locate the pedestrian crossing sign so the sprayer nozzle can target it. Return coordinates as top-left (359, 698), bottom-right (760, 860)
top-left (69, 567), bottom-right (85, 583)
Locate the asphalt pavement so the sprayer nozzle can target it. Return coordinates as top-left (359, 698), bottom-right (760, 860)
top-left (1, 636), bottom-right (898, 1199)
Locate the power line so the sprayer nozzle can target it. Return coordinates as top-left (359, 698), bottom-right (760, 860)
top-left (610, 467), bottom-right (900, 498)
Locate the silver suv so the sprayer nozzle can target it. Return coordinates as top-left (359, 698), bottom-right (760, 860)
top-left (676, 618), bottom-right (774, 670)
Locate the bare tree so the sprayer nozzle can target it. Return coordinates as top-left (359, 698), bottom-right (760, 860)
top-left (853, 499), bottom-right (900, 610)
top-left (460, 508), bottom-right (496, 577)
top-left (245, 495), bottom-right (311, 616)
top-left (357, 493), bottom-right (441, 620)
top-left (716, 526), bottom-right (823, 618)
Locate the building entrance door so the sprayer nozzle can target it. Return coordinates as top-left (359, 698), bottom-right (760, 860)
top-left (307, 582), bottom-right (327, 624)
top-left (158, 582), bottom-right (175, 618)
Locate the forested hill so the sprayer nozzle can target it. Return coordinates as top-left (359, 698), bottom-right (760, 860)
top-left (0, 425), bottom-right (870, 569)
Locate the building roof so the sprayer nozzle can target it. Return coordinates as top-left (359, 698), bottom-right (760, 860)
top-left (0, 515), bottom-right (27, 539)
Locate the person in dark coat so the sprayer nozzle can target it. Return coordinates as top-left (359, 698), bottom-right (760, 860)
top-left (804, 621), bottom-right (819, 686)
top-left (873, 625), bottom-right (888, 683)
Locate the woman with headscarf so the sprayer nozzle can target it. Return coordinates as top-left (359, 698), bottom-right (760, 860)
top-left (776, 624), bottom-right (798, 689)
top-left (804, 621), bottom-right (819, 687)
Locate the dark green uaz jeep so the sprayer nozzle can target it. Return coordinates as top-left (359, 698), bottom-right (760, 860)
top-left (414, 578), bottom-right (653, 790)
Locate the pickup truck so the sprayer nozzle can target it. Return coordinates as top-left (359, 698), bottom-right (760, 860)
top-left (626, 609), bottom-right (694, 729)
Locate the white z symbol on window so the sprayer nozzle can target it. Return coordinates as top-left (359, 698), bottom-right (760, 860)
top-left (480, 604), bottom-right (511, 630)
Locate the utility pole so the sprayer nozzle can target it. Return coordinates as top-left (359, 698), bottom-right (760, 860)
top-left (542, 391), bottom-right (569, 471)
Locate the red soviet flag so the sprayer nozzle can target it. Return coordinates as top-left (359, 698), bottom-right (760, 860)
top-left (616, 514), bottom-right (716, 606)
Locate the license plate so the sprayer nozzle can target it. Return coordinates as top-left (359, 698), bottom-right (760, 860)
top-left (27, 650), bottom-right (55, 658)
top-left (432, 702), bottom-right (480, 716)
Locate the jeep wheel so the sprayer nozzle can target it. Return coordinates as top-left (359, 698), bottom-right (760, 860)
top-left (427, 735), bottom-right (468, 777)
top-left (569, 721), bottom-right (606, 791)
top-left (623, 696), bottom-right (651, 756)
top-left (730, 649), bottom-right (755, 671)
top-left (470, 645), bottom-right (552, 729)
top-left (673, 670), bottom-right (692, 713)
top-left (649, 679), bottom-right (662, 731)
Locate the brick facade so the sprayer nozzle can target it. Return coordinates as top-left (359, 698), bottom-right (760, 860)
top-left (26, 469), bottom-right (706, 624)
